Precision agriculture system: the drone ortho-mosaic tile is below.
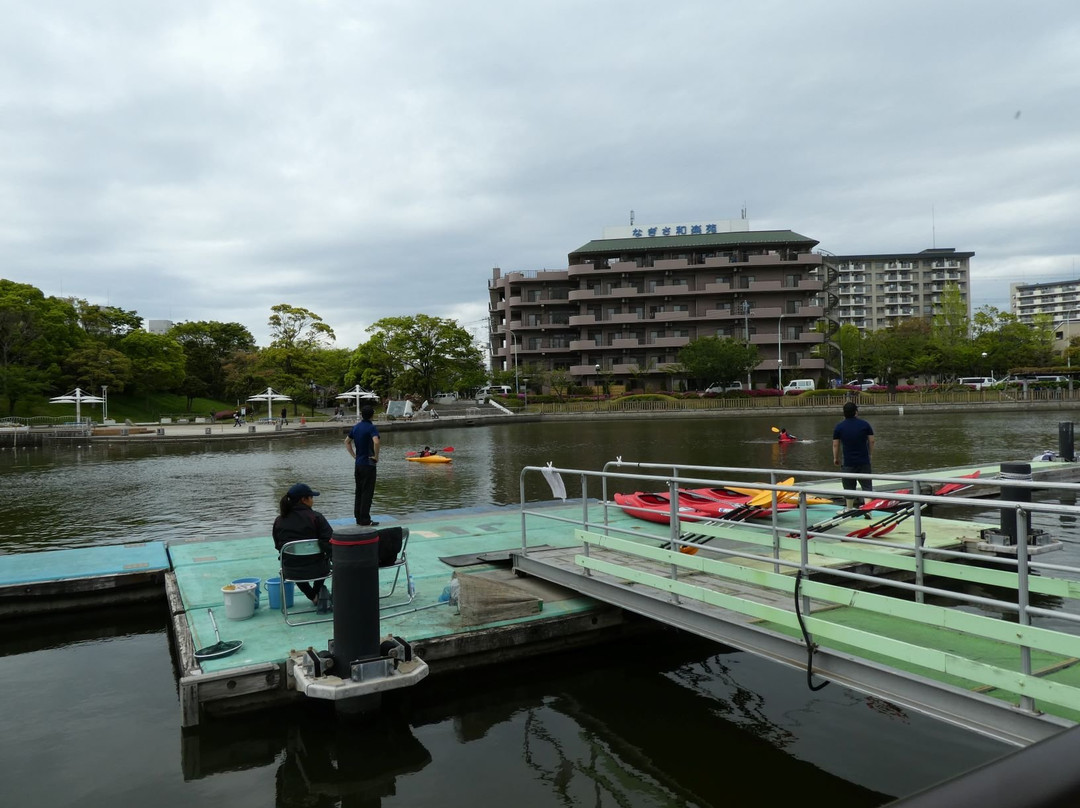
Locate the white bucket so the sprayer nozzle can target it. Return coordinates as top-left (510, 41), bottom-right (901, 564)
top-left (222, 582), bottom-right (257, 620)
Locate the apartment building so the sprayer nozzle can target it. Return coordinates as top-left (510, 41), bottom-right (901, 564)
top-left (833, 248), bottom-right (973, 331)
top-left (1011, 278), bottom-right (1080, 324)
top-left (487, 221), bottom-right (838, 390)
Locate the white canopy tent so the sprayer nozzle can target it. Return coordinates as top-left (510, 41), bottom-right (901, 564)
top-left (246, 387), bottom-right (292, 420)
top-left (335, 385), bottom-right (379, 420)
top-left (49, 387), bottom-right (105, 425)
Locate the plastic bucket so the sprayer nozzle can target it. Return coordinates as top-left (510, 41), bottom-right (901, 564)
top-left (232, 577), bottom-right (261, 609)
top-left (222, 582), bottom-right (257, 620)
top-left (265, 576), bottom-right (295, 610)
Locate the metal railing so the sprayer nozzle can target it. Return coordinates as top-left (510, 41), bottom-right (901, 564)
top-left (513, 459), bottom-right (1080, 741)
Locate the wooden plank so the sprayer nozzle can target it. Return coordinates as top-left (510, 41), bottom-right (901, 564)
top-left (164, 571), bottom-right (185, 616)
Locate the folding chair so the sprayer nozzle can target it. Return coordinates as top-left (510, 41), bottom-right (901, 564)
top-left (279, 539), bottom-right (333, 626)
top-left (376, 526), bottom-right (414, 609)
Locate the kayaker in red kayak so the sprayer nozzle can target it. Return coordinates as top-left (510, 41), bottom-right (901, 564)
top-left (778, 428), bottom-right (798, 443)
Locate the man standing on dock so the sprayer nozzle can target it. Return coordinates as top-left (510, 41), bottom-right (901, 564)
top-left (833, 401), bottom-right (875, 509)
top-left (345, 404), bottom-right (380, 526)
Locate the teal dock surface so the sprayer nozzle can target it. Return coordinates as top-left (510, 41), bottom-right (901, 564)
top-left (169, 500), bottom-right (653, 724)
top-left (0, 542), bottom-right (169, 617)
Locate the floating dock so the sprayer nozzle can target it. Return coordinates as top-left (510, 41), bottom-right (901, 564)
top-left (5, 459), bottom-right (1080, 738)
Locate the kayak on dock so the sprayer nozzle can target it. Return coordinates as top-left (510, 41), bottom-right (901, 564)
top-left (613, 491), bottom-right (794, 524)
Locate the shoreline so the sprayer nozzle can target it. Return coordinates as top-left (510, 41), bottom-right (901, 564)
top-left (4, 396), bottom-right (1079, 446)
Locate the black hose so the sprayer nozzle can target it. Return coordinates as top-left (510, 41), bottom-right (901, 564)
top-left (794, 570), bottom-right (829, 692)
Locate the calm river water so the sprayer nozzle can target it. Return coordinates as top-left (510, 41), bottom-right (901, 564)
top-left (1, 409), bottom-right (1076, 806)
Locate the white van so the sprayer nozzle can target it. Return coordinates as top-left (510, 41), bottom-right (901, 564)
top-left (704, 381), bottom-right (744, 394)
top-left (958, 376), bottom-right (995, 391)
top-left (476, 385), bottom-right (512, 402)
top-left (783, 379), bottom-right (815, 394)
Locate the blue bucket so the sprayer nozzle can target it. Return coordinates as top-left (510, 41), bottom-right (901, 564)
top-left (232, 577), bottom-right (261, 609)
top-left (265, 576), bottom-right (295, 610)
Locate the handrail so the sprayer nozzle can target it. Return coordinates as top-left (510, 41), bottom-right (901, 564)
top-left (515, 458), bottom-right (1080, 726)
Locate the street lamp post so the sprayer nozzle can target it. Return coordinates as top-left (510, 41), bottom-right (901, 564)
top-left (595, 363), bottom-right (601, 411)
top-left (981, 352), bottom-right (988, 377)
top-left (777, 313), bottom-right (785, 390)
top-left (523, 378), bottom-right (529, 409)
top-left (101, 385), bottom-right (108, 422)
top-left (309, 381), bottom-right (317, 416)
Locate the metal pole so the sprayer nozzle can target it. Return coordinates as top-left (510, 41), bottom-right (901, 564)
top-left (595, 363), bottom-right (601, 411)
top-left (777, 313), bottom-right (784, 389)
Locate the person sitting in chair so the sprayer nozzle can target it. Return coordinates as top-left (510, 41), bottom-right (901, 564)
top-left (272, 482), bottom-right (334, 613)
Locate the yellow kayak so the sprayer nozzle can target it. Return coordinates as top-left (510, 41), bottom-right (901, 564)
top-left (407, 454), bottom-right (452, 463)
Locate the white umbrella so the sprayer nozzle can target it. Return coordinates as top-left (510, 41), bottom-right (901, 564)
top-left (246, 387), bottom-right (292, 420)
top-left (335, 384), bottom-right (379, 420)
top-left (49, 387), bottom-right (105, 425)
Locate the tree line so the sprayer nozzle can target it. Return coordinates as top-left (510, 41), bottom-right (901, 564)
top-left (0, 279), bottom-right (486, 416)
top-left (675, 285), bottom-right (1069, 390)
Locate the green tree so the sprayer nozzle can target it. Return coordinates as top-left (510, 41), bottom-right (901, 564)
top-left (268, 304), bottom-right (336, 349)
top-left (170, 321), bottom-right (257, 407)
top-left (0, 280), bottom-right (82, 413)
top-left (362, 315), bottom-right (484, 399)
top-left (119, 330), bottom-right (187, 397)
top-left (68, 299), bottom-right (143, 344)
top-left (930, 283), bottom-right (973, 379)
top-left (677, 337), bottom-right (759, 388)
top-left (62, 346), bottom-right (133, 394)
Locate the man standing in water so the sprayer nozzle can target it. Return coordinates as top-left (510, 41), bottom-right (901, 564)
top-left (345, 404), bottom-right (380, 526)
top-left (832, 401), bottom-right (875, 509)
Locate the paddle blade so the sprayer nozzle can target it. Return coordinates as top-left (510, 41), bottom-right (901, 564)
top-left (442, 446), bottom-right (455, 452)
top-left (747, 491), bottom-right (774, 507)
top-left (770, 426), bottom-right (780, 433)
top-left (405, 452), bottom-right (417, 457)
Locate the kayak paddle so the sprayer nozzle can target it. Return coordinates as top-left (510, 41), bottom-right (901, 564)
top-left (846, 505), bottom-right (914, 539)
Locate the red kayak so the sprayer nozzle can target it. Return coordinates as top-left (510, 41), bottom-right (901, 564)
top-left (861, 470), bottom-right (982, 511)
top-left (613, 492), bottom-right (715, 525)
top-left (614, 491), bottom-right (793, 525)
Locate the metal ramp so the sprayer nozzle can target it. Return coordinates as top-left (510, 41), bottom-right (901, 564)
top-left (512, 460), bottom-right (1080, 747)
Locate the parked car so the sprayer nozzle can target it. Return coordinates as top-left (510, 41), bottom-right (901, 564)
top-left (844, 378), bottom-right (878, 391)
top-left (783, 379), bottom-right (816, 394)
top-left (703, 381), bottom-right (744, 394)
top-left (958, 376), bottom-right (996, 391)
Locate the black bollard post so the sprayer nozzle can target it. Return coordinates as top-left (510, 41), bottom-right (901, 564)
top-left (1059, 422), bottom-right (1075, 462)
top-left (998, 462), bottom-right (1032, 545)
top-left (329, 525), bottom-right (381, 675)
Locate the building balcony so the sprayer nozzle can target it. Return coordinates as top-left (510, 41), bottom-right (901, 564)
top-left (703, 281), bottom-right (734, 294)
top-left (646, 336), bottom-right (689, 348)
top-left (569, 313), bottom-right (600, 326)
top-left (610, 338), bottom-right (641, 349)
top-left (570, 339), bottom-right (601, 352)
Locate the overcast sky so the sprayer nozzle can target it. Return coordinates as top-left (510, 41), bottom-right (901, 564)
top-left (2, 1), bottom-right (1078, 349)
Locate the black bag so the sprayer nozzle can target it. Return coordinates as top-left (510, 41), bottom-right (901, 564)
top-left (377, 527), bottom-right (404, 567)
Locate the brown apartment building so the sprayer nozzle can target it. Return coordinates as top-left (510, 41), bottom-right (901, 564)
top-left (488, 222), bottom-right (838, 391)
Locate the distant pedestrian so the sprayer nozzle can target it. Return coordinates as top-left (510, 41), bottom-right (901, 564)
top-left (281, 406), bottom-right (288, 426)
top-left (832, 401), bottom-right (875, 509)
top-left (233, 411), bottom-right (242, 427)
top-left (344, 404), bottom-right (380, 526)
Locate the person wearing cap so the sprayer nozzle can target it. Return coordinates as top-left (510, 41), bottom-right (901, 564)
top-left (344, 404), bottom-right (380, 526)
top-left (272, 483), bottom-right (334, 611)
top-left (832, 401), bottom-right (875, 509)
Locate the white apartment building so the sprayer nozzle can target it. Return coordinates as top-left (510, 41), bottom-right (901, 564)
top-left (1011, 279), bottom-right (1080, 324)
top-left (833, 248), bottom-right (973, 331)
